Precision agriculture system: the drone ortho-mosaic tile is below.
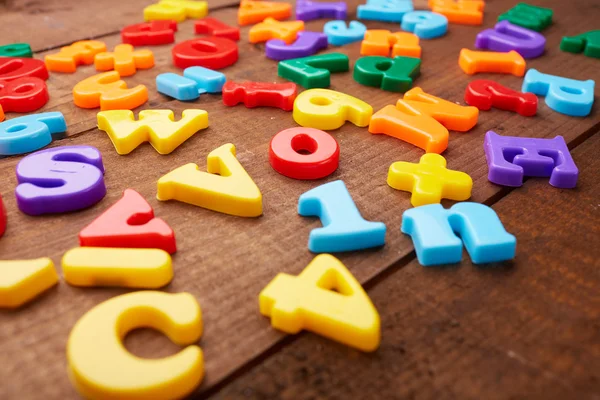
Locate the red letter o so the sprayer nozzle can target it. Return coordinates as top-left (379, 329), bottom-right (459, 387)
top-left (269, 127), bottom-right (339, 180)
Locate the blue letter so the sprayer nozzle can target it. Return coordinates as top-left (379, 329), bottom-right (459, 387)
top-left (401, 11), bottom-right (448, 39)
top-left (299, 180), bottom-right (386, 252)
top-left (357, 0), bottom-right (413, 23)
top-left (401, 203), bottom-right (516, 266)
top-left (0, 112), bottom-right (66, 156)
top-left (324, 20), bottom-right (367, 46)
top-left (156, 66), bottom-right (225, 101)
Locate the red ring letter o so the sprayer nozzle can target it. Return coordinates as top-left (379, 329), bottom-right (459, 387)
top-left (269, 127), bottom-right (339, 180)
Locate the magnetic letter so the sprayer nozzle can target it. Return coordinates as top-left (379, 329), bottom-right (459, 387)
top-left (403, 87), bottom-right (478, 131)
top-left (73, 71), bottom-right (148, 110)
top-left (248, 18), bottom-right (304, 45)
top-left (121, 20), bottom-right (178, 46)
top-left (144, 0), bottom-right (207, 22)
top-left (0, 258), bottom-right (58, 308)
top-left (79, 189), bottom-right (176, 253)
top-left (353, 55), bottom-right (421, 92)
top-left (402, 203), bottom-right (516, 265)
top-left (222, 81), bottom-right (297, 111)
top-left (401, 11), bottom-right (448, 39)
top-left (15, 146), bottom-right (106, 215)
top-left (260, 254), bottom-right (380, 351)
top-left (476, 20), bottom-right (546, 58)
top-left (238, 0), bottom-right (292, 26)
top-left (195, 17), bottom-right (240, 41)
top-left (323, 20), bottom-right (367, 46)
top-left (94, 44), bottom-right (155, 77)
top-left (298, 180), bottom-right (386, 252)
top-left (0, 57), bottom-right (49, 81)
top-left (269, 127), bottom-right (339, 179)
top-left (0, 112), bottom-right (66, 156)
top-left (0, 77), bottom-right (49, 113)
top-left (265, 31), bottom-right (328, 61)
top-left (522, 69), bottom-right (594, 117)
top-left (157, 143), bottom-right (262, 217)
top-left (484, 131), bottom-right (578, 189)
top-left (157, 66), bottom-right (226, 101)
top-left (293, 88), bottom-right (372, 130)
top-left (67, 291), bottom-right (204, 399)
top-left (357, 0), bottom-right (413, 23)
top-left (97, 109), bottom-right (208, 155)
top-left (45, 40), bottom-right (107, 73)
top-left (296, 0), bottom-right (347, 21)
top-left (497, 3), bottom-right (552, 32)
top-left (465, 79), bottom-right (537, 116)
top-left (172, 37), bottom-right (238, 69)
top-left (278, 52), bottom-right (349, 89)
top-left (459, 49), bottom-right (526, 76)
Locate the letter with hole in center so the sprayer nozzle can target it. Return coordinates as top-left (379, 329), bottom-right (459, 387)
top-left (157, 143), bottom-right (262, 217)
top-left (97, 109), bottom-right (208, 155)
top-left (260, 253), bottom-right (380, 351)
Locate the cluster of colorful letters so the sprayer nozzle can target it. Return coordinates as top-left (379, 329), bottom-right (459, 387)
top-left (0, 0), bottom-right (596, 398)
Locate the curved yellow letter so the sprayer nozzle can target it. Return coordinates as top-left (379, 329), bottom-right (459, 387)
top-left (293, 89), bottom-right (373, 130)
top-left (67, 291), bottom-right (203, 400)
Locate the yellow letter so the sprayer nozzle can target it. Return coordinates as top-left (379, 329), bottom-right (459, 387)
top-left (98, 109), bottom-right (208, 155)
top-left (259, 254), bottom-right (380, 352)
top-left (293, 88), bottom-right (373, 130)
top-left (157, 143), bottom-right (262, 217)
top-left (144, 0), bottom-right (207, 22)
top-left (62, 247), bottom-right (173, 288)
top-left (68, 291), bottom-right (203, 400)
top-left (0, 258), bottom-right (58, 308)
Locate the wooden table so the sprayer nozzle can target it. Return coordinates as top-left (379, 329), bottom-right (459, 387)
top-left (1, 0), bottom-right (598, 398)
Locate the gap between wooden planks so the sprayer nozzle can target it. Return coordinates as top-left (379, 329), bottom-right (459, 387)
top-left (0, 0), bottom-right (599, 398)
top-left (213, 133), bottom-right (600, 400)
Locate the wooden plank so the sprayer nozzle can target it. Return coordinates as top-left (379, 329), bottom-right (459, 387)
top-left (0, 0), bottom-right (598, 398)
top-left (0, 0), bottom-right (241, 52)
top-left (207, 133), bottom-right (600, 400)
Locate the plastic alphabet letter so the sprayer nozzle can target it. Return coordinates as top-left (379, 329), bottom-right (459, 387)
top-left (353, 56), bottom-right (421, 92)
top-left (97, 109), bottom-right (208, 155)
top-left (369, 104), bottom-right (448, 153)
top-left (259, 254), bottom-right (380, 351)
top-left (0, 43), bottom-right (33, 58)
top-left (249, 18), bottom-right (305, 45)
top-left (0, 57), bottom-right (49, 81)
top-left (238, 0), bottom-right (292, 26)
top-left (561, 30), bottom-right (600, 59)
top-left (172, 37), bottom-right (238, 69)
top-left (157, 143), bottom-right (262, 217)
top-left (94, 44), bottom-right (155, 77)
top-left (222, 81), bottom-right (298, 111)
top-left (323, 20), bottom-right (367, 46)
top-left (0, 194), bottom-right (5, 237)
top-left (45, 40), bottom-right (107, 73)
top-left (80, 189), bottom-right (176, 253)
top-left (296, 0), bottom-right (347, 21)
top-left (497, 3), bottom-right (552, 32)
top-left (465, 79), bottom-right (537, 116)
top-left (402, 202), bottom-right (516, 265)
top-left (476, 21), bottom-right (546, 58)
top-left (269, 127), bottom-right (339, 179)
top-left (73, 71), bottom-right (148, 110)
top-left (459, 49), bottom-right (526, 76)
top-left (484, 131), bottom-right (578, 189)
top-left (15, 146), bottom-right (106, 215)
top-left (122, 21), bottom-right (178, 46)
top-left (401, 11), bottom-right (448, 39)
top-left (195, 17), bottom-right (240, 41)
top-left (266, 31), bottom-right (329, 61)
top-left (0, 258), bottom-right (58, 308)
top-left (157, 66), bottom-right (226, 101)
top-left (0, 112), bottom-right (66, 156)
top-left (278, 52), bottom-right (349, 88)
top-left (293, 88), bottom-right (373, 130)
top-left (388, 153), bottom-right (472, 206)
top-left (67, 291), bottom-right (204, 399)
top-left (361, 30), bottom-right (421, 58)
top-left (144, 0), bottom-right (208, 22)
top-left (62, 247), bottom-right (173, 288)
top-left (403, 87), bottom-right (478, 131)
top-left (522, 69), bottom-right (595, 117)
top-left (0, 77), bottom-right (49, 113)
top-left (298, 180), bottom-right (386, 252)
top-left (429, 0), bottom-right (484, 25)
top-left (0, 105), bottom-right (3, 122)
top-left (357, 0), bottom-right (413, 23)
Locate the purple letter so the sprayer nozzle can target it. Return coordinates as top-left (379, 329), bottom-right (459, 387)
top-left (266, 31), bottom-right (329, 61)
top-left (475, 20), bottom-right (546, 59)
top-left (296, 0), bottom-right (347, 21)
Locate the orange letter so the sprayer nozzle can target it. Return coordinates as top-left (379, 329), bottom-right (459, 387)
top-left (403, 87), bottom-right (478, 131)
top-left (73, 71), bottom-right (148, 110)
top-left (459, 49), bottom-right (525, 76)
top-left (45, 41), bottom-right (107, 73)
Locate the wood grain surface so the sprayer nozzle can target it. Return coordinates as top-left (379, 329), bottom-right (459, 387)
top-left (213, 133), bottom-right (600, 400)
top-left (0, 0), bottom-right (598, 399)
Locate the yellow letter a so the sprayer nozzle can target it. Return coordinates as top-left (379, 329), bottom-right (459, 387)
top-left (157, 143), bottom-right (262, 217)
top-left (259, 254), bottom-right (380, 352)
top-left (98, 109), bottom-right (208, 155)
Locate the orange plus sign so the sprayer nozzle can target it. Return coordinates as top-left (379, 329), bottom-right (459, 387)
top-left (94, 44), bottom-right (155, 77)
top-left (387, 153), bottom-right (473, 206)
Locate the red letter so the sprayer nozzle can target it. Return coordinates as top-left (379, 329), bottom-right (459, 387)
top-left (269, 127), bottom-right (339, 180)
top-left (0, 57), bottom-right (49, 82)
top-left (223, 81), bottom-right (297, 110)
top-left (195, 17), bottom-right (240, 41)
top-left (172, 37), bottom-right (238, 69)
top-left (465, 79), bottom-right (537, 116)
top-left (79, 189), bottom-right (176, 253)
top-left (0, 77), bottom-right (49, 112)
top-left (121, 21), bottom-right (178, 46)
